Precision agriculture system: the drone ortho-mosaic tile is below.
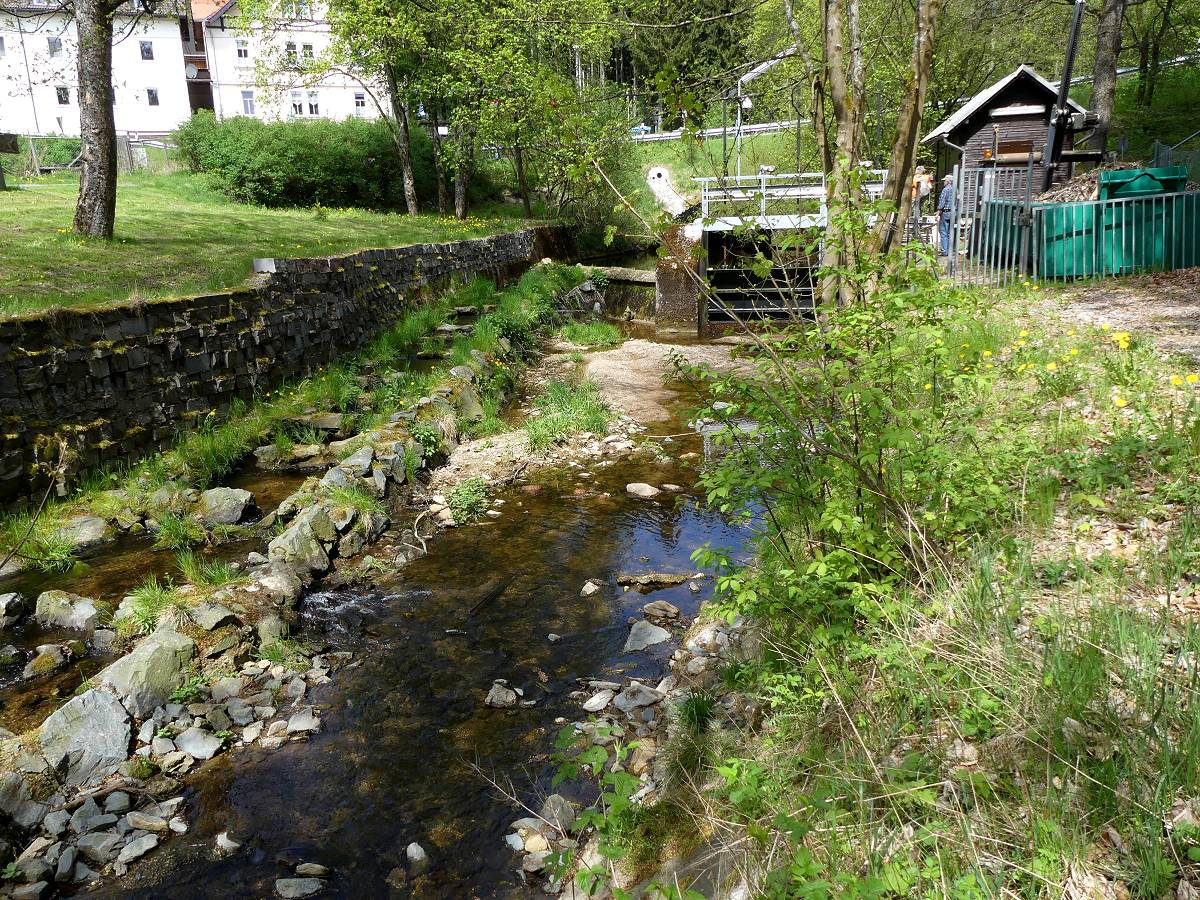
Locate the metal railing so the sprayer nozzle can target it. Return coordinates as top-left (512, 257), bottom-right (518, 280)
top-left (1029, 191), bottom-right (1200, 279)
top-left (694, 170), bottom-right (888, 223)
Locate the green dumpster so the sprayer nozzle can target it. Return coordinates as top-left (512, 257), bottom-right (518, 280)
top-left (1037, 201), bottom-right (1100, 278)
top-left (1098, 166), bottom-right (1188, 199)
top-left (1173, 191), bottom-right (1200, 269)
top-left (1099, 167), bottom-right (1188, 273)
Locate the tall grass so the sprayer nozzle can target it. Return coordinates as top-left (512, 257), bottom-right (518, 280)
top-left (526, 379), bottom-right (611, 452)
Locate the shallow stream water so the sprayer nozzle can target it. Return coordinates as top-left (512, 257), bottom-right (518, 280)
top-left (100, 422), bottom-right (753, 898)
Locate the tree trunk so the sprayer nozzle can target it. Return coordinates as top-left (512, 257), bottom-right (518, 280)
top-left (73, 0), bottom-right (117, 238)
top-left (1089, 0), bottom-right (1127, 155)
top-left (430, 105), bottom-right (449, 215)
top-left (453, 127), bottom-right (474, 220)
top-left (873, 0), bottom-right (943, 256)
top-left (513, 143), bottom-right (532, 217)
top-left (383, 64), bottom-right (418, 216)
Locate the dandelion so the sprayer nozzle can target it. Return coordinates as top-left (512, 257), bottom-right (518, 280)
top-left (1045, 362), bottom-right (1057, 372)
top-left (1172, 375), bottom-right (1184, 387)
top-left (1068, 348), bottom-right (1079, 356)
top-left (1101, 323), bottom-right (1112, 332)
top-left (1114, 396), bottom-right (1127, 408)
top-left (982, 350), bottom-right (993, 358)
top-left (1019, 329), bottom-right (1029, 337)
top-left (923, 383), bottom-right (932, 390)
top-left (1189, 374), bottom-right (1198, 384)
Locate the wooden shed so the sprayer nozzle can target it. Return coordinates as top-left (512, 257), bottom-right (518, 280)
top-left (923, 65), bottom-right (1090, 187)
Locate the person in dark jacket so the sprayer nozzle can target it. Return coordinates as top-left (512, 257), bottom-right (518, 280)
top-left (937, 175), bottom-right (955, 255)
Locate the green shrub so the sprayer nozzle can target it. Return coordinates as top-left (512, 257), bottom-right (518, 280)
top-left (172, 110), bottom-right (501, 210)
top-left (448, 478), bottom-right (489, 523)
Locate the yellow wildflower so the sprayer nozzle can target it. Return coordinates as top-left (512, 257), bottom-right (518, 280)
top-left (1171, 375), bottom-right (1184, 387)
top-left (1019, 329), bottom-right (1029, 337)
top-left (1101, 323), bottom-right (1111, 332)
top-left (982, 350), bottom-right (993, 358)
top-left (1113, 396), bottom-right (1127, 408)
top-left (1045, 362), bottom-right (1057, 372)
top-left (1069, 348), bottom-right (1079, 356)
top-left (1188, 374), bottom-right (1198, 384)
top-left (923, 383), bottom-right (932, 390)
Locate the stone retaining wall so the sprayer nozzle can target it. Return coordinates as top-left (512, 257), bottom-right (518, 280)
top-left (0, 226), bottom-right (572, 504)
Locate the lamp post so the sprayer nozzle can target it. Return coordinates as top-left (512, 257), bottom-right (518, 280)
top-left (736, 94), bottom-right (752, 178)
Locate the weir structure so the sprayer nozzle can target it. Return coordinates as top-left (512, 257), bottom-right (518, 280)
top-left (650, 169), bottom-right (889, 334)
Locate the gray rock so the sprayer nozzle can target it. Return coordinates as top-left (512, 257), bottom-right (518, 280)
top-left (643, 600), bottom-right (680, 619)
top-left (23, 645), bottom-right (67, 679)
top-left (226, 698), bottom-right (255, 726)
top-left (253, 445), bottom-right (282, 469)
top-left (104, 792), bottom-right (131, 814)
top-left (126, 810), bottom-right (168, 833)
top-left (337, 530), bottom-right (366, 558)
top-left (406, 841), bottom-right (429, 875)
top-left (623, 620), bottom-right (670, 652)
top-left (319, 467), bottom-right (352, 490)
top-left (296, 863), bottom-right (331, 877)
top-left (455, 383), bottom-right (486, 423)
top-left (540, 794), bottom-right (576, 833)
top-left (257, 614), bottom-right (289, 647)
top-left (211, 676), bottom-right (243, 702)
top-left (75, 832), bottom-right (121, 865)
top-left (612, 682), bottom-right (664, 714)
top-left (54, 845), bottom-right (76, 882)
top-left (116, 833), bottom-right (158, 864)
top-left (34, 591), bottom-right (98, 632)
top-left (98, 630), bottom-right (195, 718)
top-left (268, 506), bottom-right (336, 576)
top-left (151, 736), bottom-right (176, 756)
top-left (83, 813), bottom-right (117, 832)
top-left (215, 831), bottom-right (241, 853)
top-left (207, 706), bottom-right (232, 732)
top-left (69, 798), bottom-right (100, 834)
top-left (327, 506), bottom-right (357, 533)
top-left (625, 482), bottom-right (661, 499)
top-left (286, 708), bottom-right (320, 734)
top-left (340, 446), bottom-right (375, 476)
top-left (189, 603), bottom-right (239, 631)
top-left (0, 643), bottom-right (22, 667)
top-left (0, 592), bottom-right (28, 628)
top-left (276, 877), bottom-right (324, 898)
top-left (174, 727), bottom-right (223, 760)
top-left (12, 882), bottom-right (49, 899)
top-left (14, 856), bottom-right (51, 883)
top-left (197, 487), bottom-right (254, 526)
top-left (43, 808), bottom-right (70, 837)
top-left (52, 515), bottom-right (112, 551)
top-left (582, 690), bottom-right (613, 712)
top-left (485, 681), bottom-right (519, 708)
top-left (40, 689), bottom-right (132, 786)
top-left (255, 563), bottom-right (304, 604)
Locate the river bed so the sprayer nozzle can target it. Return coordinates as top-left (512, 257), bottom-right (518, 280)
top-left (100, 420), bottom-right (752, 898)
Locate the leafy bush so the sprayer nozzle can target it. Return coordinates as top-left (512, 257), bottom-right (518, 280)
top-left (172, 110), bottom-right (500, 210)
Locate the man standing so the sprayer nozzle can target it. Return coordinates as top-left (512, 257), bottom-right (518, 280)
top-left (937, 174), bottom-right (955, 256)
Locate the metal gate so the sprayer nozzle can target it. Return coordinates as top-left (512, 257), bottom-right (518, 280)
top-left (946, 162), bottom-right (1035, 287)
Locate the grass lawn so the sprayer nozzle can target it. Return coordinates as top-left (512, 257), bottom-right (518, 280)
top-left (0, 171), bottom-right (537, 318)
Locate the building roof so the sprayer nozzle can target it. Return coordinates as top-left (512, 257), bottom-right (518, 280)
top-left (192, 0), bottom-right (235, 20)
top-left (922, 65), bottom-right (1086, 145)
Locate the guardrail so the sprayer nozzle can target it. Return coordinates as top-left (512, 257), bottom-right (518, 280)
top-left (694, 170), bottom-right (889, 221)
top-left (631, 119), bottom-right (807, 143)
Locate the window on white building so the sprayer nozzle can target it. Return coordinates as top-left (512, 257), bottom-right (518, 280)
top-left (140, 40), bottom-right (153, 60)
top-left (354, 92), bottom-right (366, 117)
top-left (302, 43), bottom-right (313, 60)
top-left (290, 90), bottom-right (303, 117)
top-left (236, 39), bottom-right (249, 59)
top-left (241, 90), bottom-right (255, 115)
top-left (285, 41), bottom-right (296, 64)
top-left (307, 90), bottom-right (319, 116)
top-left (55, 85), bottom-right (69, 105)
top-left (146, 88), bottom-right (159, 106)
top-left (47, 36), bottom-right (62, 57)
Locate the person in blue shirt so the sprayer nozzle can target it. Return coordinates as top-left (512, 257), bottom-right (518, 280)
top-left (937, 175), bottom-right (955, 255)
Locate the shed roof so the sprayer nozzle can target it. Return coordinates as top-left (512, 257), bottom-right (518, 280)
top-left (922, 65), bottom-right (1086, 145)
top-left (193, 0), bottom-right (235, 20)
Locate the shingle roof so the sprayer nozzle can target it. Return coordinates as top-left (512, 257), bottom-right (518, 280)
top-left (192, 0), bottom-right (235, 20)
top-left (922, 65), bottom-right (1086, 145)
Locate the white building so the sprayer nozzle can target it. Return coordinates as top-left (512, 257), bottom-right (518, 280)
top-left (0, 1), bottom-right (194, 137)
top-left (195, 0), bottom-right (388, 124)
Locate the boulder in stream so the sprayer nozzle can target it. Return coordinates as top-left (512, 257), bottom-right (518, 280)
top-left (268, 505), bottom-right (336, 577)
top-left (197, 487), bottom-right (255, 526)
top-left (39, 689), bottom-right (132, 786)
top-left (625, 483), bottom-right (661, 499)
top-left (51, 515), bottom-right (113, 552)
top-left (34, 591), bottom-right (98, 632)
top-left (623, 620), bottom-right (670, 653)
top-left (98, 630), bottom-right (195, 718)
top-left (0, 593), bottom-right (28, 629)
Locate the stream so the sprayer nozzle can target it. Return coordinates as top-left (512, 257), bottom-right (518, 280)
top-left (94, 412), bottom-right (753, 898)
